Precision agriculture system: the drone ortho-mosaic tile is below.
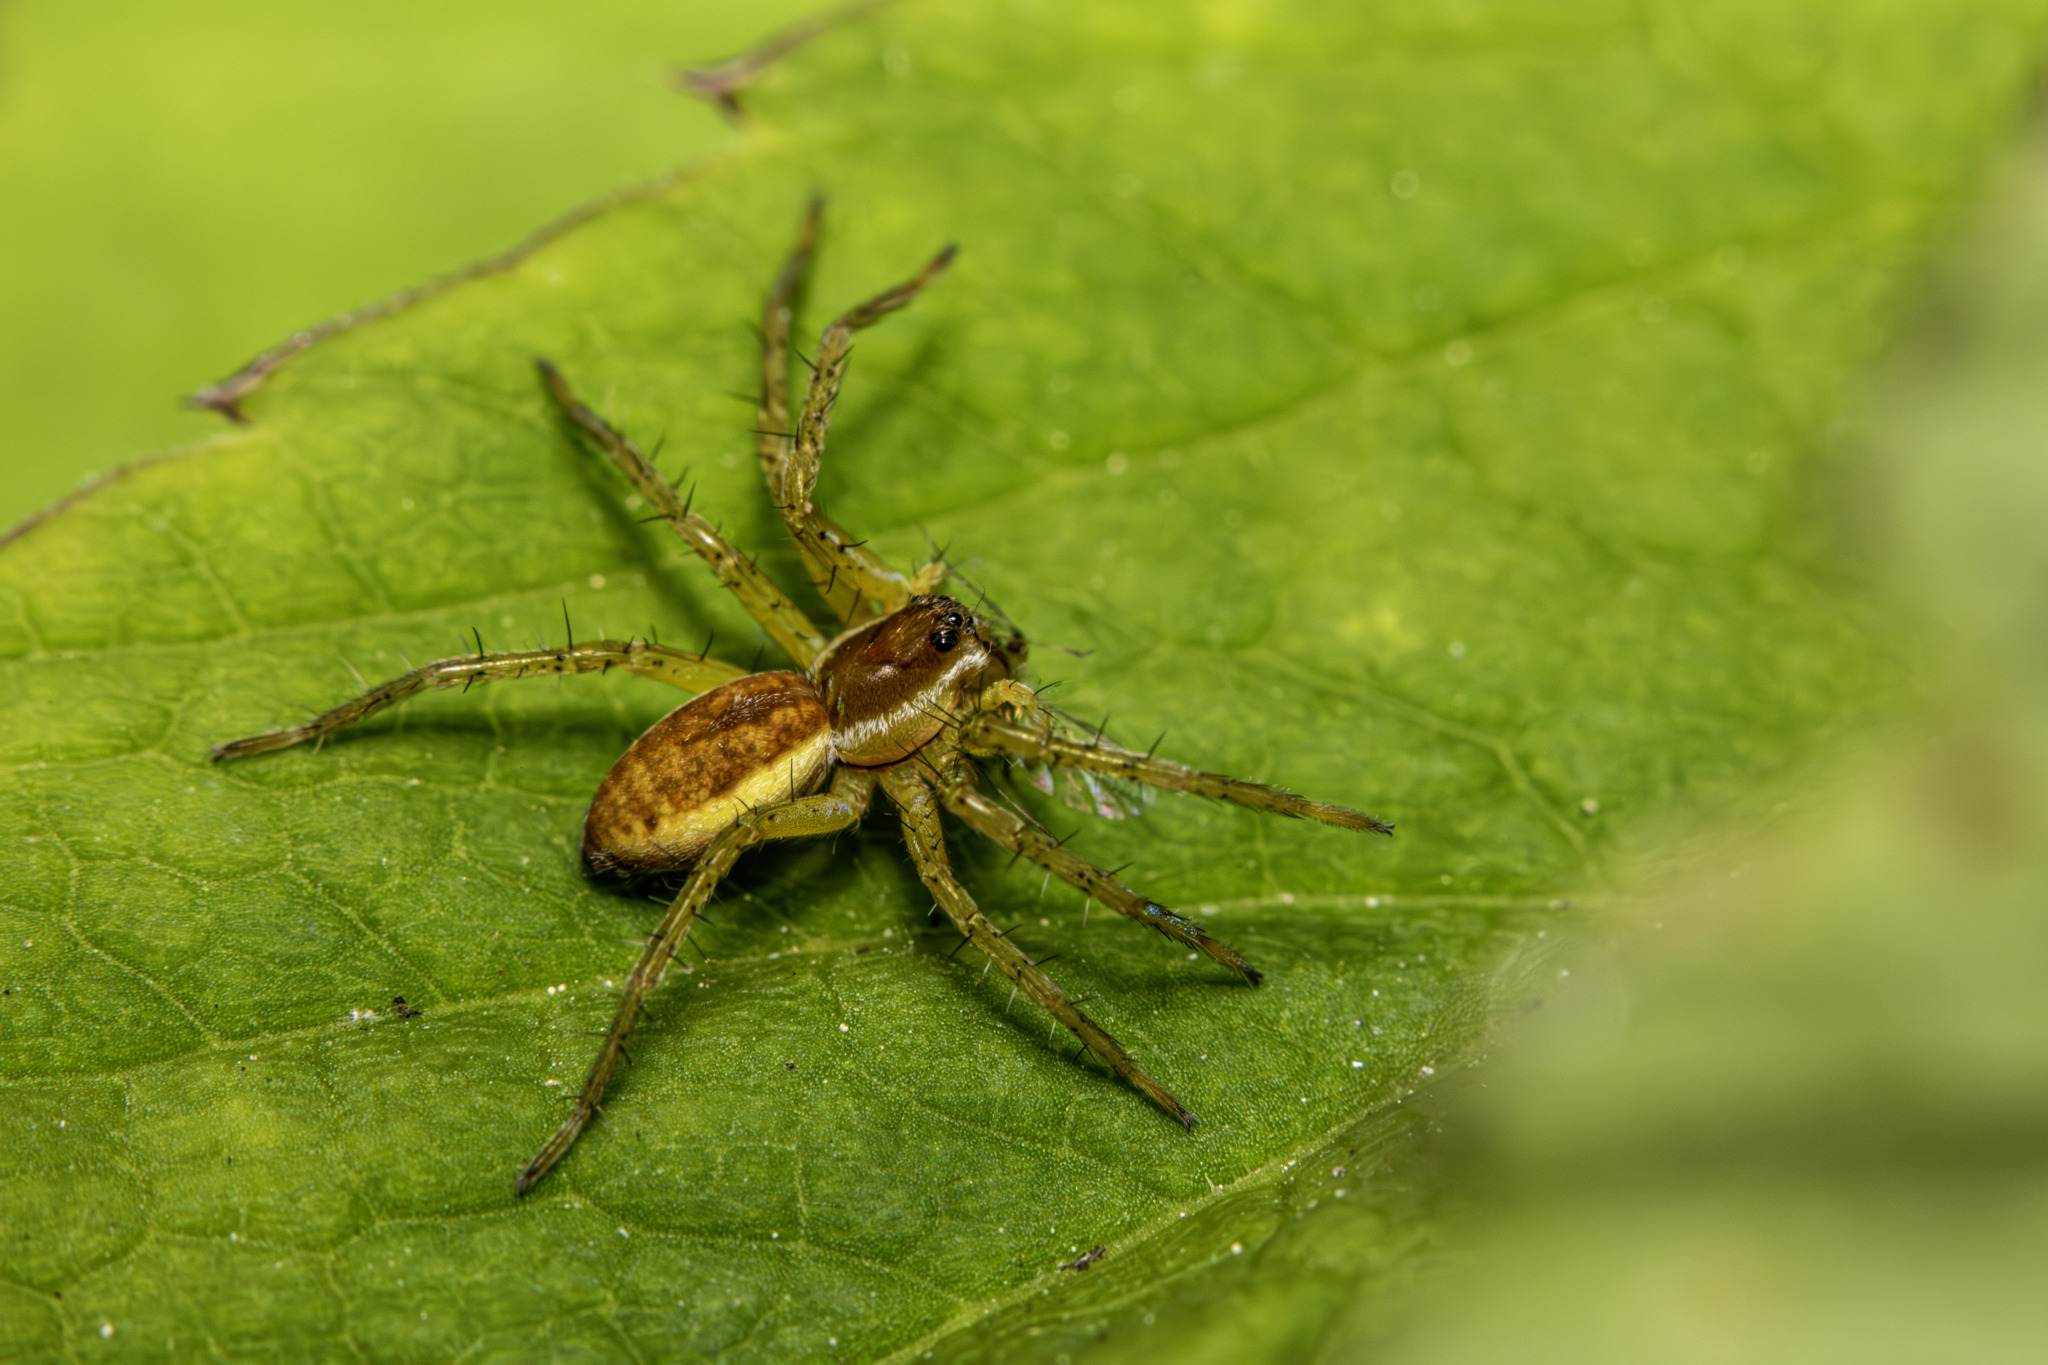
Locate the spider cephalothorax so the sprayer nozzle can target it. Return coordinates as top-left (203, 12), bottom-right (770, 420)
top-left (813, 593), bottom-right (1017, 767)
top-left (214, 202), bottom-right (1391, 1194)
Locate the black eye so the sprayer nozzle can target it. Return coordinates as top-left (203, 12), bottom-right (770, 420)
top-left (930, 627), bottom-right (960, 654)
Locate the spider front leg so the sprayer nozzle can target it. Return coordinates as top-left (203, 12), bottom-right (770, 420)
top-left (960, 713), bottom-right (1395, 835)
top-left (936, 768), bottom-right (1262, 983)
top-left (761, 205), bottom-right (956, 626)
top-left (881, 767), bottom-right (1195, 1127)
top-left (517, 767), bottom-right (876, 1193)
top-left (212, 640), bottom-right (748, 760)
top-left (753, 198), bottom-right (820, 520)
top-left (536, 358), bottom-right (828, 666)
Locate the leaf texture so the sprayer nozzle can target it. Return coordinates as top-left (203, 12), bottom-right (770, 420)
top-left (3, 1), bottom-right (2044, 1359)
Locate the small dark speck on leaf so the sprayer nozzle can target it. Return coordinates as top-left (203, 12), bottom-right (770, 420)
top-left (392, 997), bottom-right (421, 1019)
top-left (1060, 1245), bottom-right (1106, 1271)
top-left (784, 1060), bottom-right (796, 1070)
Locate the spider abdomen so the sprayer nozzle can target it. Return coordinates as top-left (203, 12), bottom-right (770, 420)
top-left (582, 670), bottom-right (833, 876)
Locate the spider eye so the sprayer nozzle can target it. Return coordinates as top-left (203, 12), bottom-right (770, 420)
top-left (930, 627), bottom-right (960, 654)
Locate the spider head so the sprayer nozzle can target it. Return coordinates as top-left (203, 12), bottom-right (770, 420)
top-left (813, 594), bottom-right (1012, 766)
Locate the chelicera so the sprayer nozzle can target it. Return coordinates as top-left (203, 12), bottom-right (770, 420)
top-left (213, 202), bottom-right (1393, 1193)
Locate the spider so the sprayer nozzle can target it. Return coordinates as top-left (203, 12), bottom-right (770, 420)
top-left (213, 201), bottom-right (1393, 1194)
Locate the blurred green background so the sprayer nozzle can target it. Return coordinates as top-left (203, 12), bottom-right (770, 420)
top-left (0, 0), bottom-right (817, 529)
top-left (1376, 111), bottom-right (2048, 1363)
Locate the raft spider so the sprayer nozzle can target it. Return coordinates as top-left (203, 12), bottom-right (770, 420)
top-left (213, 201), bottom-right (1394, 1193)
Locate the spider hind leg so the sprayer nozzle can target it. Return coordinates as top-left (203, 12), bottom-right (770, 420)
top-left (516, 768), bottom-right (876, 1194)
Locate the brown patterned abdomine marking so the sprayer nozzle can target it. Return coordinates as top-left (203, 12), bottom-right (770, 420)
top-left (582, 671), bottom-right (833, 874)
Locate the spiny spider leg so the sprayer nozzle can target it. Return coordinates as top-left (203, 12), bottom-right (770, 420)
top-left (936, 769), bottom-right (1262, 983)
top-left (882, 767), bottom-right (1196, 1127)
top-left (773, 223), bottom-right (958, 626)
top-left (754, 200), bottom-right (907, 623)
top-left (753, 197), bottom-right (818, 520)
top-left (536, 357), bottom-right (827, 666)
top-left (517, 767), bottom-right (876, 1194)
top-left (212, 641), bottom-right (748, 760)
top-left (961, 713), bottom-right (1396, 835)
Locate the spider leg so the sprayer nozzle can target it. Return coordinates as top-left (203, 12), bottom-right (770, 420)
top-left (936, 767), bottom-right (1262, 983)
top-left (753, 197), bottom-right (818, 520)
top-left (960, 713), bottom-right (1395, 835)
top-left (516, 767), bottom-right (875, 1193)
top-left (768, 208), bottom-right (955, 626)
top-left (536, 357), bottom-right (827, 666)
top-left (212, 641), bottom-right (749, 760)
top-left (880, 767), bottom-right (1195, 1127)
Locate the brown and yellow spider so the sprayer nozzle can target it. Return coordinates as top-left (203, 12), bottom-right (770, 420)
top-left (213, 202), bottom-right (1393, 1194)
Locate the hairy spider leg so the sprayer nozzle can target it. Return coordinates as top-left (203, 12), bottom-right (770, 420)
top-left (882, 767), bottom-right (1196, 1128)
top-left (753, 197), bottom-right (819, 520)
top-left (516, 767), bottom-right (876, 1194)
top-left (536, 357), bottom-right (827, 666)
top-left (961, 714), bottom-right (1396, 835)
top-left (767, 214), bottom-right (958, 626)
top-left (211, 641), bottom-right (750, 761)
top-left (936, 770), bottom-right (1263, 983)
top-left (754, 199), bottom-right (917, 626)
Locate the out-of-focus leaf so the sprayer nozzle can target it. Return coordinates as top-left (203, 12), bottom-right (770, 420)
top-left (0, 0), bottom-right (825, 524)
top-left (2, 1), bottom-right (2043, 1358)
top-left (1373, 105), bottom-right (2048, 1365)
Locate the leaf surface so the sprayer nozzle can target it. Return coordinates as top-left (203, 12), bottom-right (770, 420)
top-left (2, 1), bottom-right (2043, 1359)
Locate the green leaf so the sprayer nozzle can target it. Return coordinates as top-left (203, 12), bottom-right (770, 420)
top-left (1, 1), bottom-right (2040, 1358)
